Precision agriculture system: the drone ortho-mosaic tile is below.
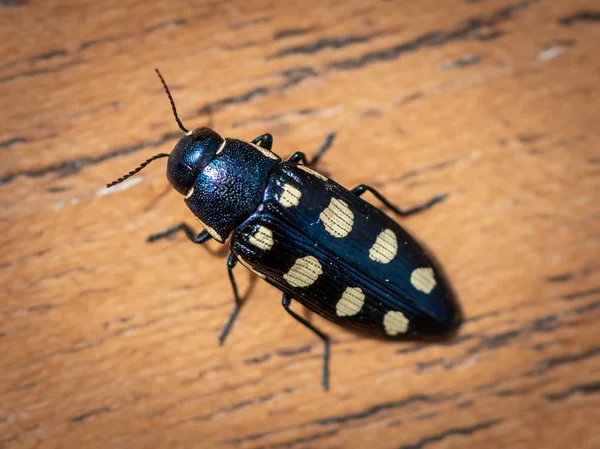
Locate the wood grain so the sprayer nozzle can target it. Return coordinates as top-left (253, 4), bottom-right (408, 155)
top-left (1, 0), bottom-right (599, 448)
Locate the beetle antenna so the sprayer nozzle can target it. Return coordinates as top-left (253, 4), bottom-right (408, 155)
top-left (106, 153), bottom-right (169, 188)
top-left (155, 68), bottom-right (189, 133)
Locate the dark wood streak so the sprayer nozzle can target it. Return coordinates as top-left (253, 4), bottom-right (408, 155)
top-left (0, 60), bottom-right (82, 84)
top-left (396, 334), bottom-right (476, 356)
top-left (254, 430), bottom-right (340, 449)
top-left (46, 186), bottom-right (70, 193)
top-left (545, 380), bottom-right (600, 401)
top-left (244, 353), bottom-right (272, 365)
top-left (562, 287), bottom-right (600, 301)
top-left (413, 307), bottom-right (587, 374)
top-left (201, 0), bottom-right (536, 115)
top-left (0, 137), bottom-right (27, 149)
top-left (530, 346), bottom-right (600, 376)
top-left (183, 393), bottom-right (275, 422)
top-left (546, 272), bottom-right (573, 282)
top-left (558, 10), bottom-right (600, 26)
top-left (397, 419), bottom-right (503, 449)
top-left (230, 16), bottom-right (270, 29)
top-left (1, 0), bottom-right (27, 6)
top-left (71, 406), bottom-right (112, 423)
top-left (372, 158), bottom-right (460, 189)
top-left (0, 48), bottom-right (68, 70)
top-left (225, 393), bottom-right (454, 446)
top-left (267, 32), bottom-right (380, 59)
top-left (314, 394), bottom-right (454, 426)
top-left (0, 131), bottom-right (181, 186)
top-left (276, 344), bottom-right (312, 357)
top-left (325, 0), bottom-right (536, 71)
top-left (439, 54), bottom-right (482, 70)
top-left (570, 300), bottom-right (600, 314)
top-left (231, 108), bottom-right (314, 128)
top-left (273, 27), bottom-right (314, 40)
top-left (145, 18), bottom-right (188, 33)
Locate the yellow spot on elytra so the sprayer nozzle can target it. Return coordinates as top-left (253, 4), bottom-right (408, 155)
top-left (279, 184), bottom-right (302, 208)
top-left (248, 226), bottom-right (274, 251)
top-left (319, 198), bottom-right (354, 238)
top-left (410, 267), bottom-right (436, 294)
top-left (283, 256), bottom-right (322, 287)
top-left (383, 311), bottom-right (409, 335)
top-left (369, 229), bottom-right (398, 264)
top-left (336, 287), bottom-right (365, 317)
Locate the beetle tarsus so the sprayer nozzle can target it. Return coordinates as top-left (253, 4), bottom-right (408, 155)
top-left (282, 293), bottom-right (330, 391)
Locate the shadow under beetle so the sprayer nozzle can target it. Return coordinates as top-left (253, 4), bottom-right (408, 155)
top-left (107, 69), bottom-right (462, 390)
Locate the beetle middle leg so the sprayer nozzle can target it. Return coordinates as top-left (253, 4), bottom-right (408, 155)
top-left (218, 252), bottom-right (244, 345)
top-left (287, 132), bottom-right (336, 168)
top-left (352, 184), bottom-right (447, 217)
top-left (147, 224), bottom-right (212, 244)
top-left (282, 293), bottom-right (330, 391)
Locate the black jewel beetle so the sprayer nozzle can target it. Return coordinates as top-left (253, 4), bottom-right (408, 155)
top-left (107, 69), bottom-right (462, 390)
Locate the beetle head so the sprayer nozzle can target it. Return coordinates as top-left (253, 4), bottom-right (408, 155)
top-left (106, 69), bottom-right (222, 193)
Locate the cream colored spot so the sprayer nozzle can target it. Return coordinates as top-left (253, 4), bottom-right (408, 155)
top-left (369, 229), bottom-right (398, 264)
top-left (279, 184), bottom-right (302, 208)
top-left (186, 130), bottom-right (193, 136)
top-left (215, 140), bottom-right (227, 155)
top-left (203, 224), bottom-right (222, 242)
top-left (237, 255), bottom-right (265, 279)
top-left (383, 311), bottom-right (409, 335)
top-left (195, 217), bottom-right (224, 243)
top-left (297, 164), bottom-right (328, 181)
top-left (248, 226), bottom-right (274, 251)
top-left (248, 141), bottom-right (279, 160)
top-left (410, 267), bottom-right (436, 294)
top-left (319, 198), bottom-right (354, 238)
top-left (185, 186), bottom-right (195, 199)
top-left (336, 287), bottom-right (365, 317)
top-left (283, 256), bottom-right (322, 287)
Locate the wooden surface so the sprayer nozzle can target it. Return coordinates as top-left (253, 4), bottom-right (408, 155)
top-left (1, 0), bottom-right (599, 448)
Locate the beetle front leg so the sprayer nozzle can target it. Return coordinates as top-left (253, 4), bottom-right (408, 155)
top-left (218, 252), bottom-right (243, 345)
top-left (251, 133), bottom-right (273, 151)
top-left (147, 224), bottom-right (212, 244)
top-left (352, 184), bottom-right (447, 217)
top-left (282, 293), bottom-right (330, 391)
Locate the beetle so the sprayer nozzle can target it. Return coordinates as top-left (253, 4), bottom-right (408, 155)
top-left (107, 69), bottom-right (462, 390)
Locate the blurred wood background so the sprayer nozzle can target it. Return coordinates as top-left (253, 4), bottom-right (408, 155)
top-left (1, 0), bottom-right (599, 448)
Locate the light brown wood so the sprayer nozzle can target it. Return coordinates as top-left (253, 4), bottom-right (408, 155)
top-left (1, 0), bottom-right (599, 448)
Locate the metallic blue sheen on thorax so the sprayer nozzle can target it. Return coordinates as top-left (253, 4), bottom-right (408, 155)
top-left (184, 139), bottom-right (280, 242)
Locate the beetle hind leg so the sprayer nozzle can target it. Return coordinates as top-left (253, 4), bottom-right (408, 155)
top-left (282, 293), bottom-right (330, 391)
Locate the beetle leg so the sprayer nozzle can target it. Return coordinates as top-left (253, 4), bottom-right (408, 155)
top-left (287, 151), bottom-right (309, 165)
top-left (287, 132), bottom-right (336, 168)
top-left (147, 224), bottom-right (212, 244)
top-left (282, 293), bottom-right (330, 391)
top-left (352, 184), bottom-right (447, 217)
top-left (251, 133), bottom-right (273, 151)
top-left (308, 132), bottom-right (335, 167)
top-left (218, 253), bottom-right (243, 345)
